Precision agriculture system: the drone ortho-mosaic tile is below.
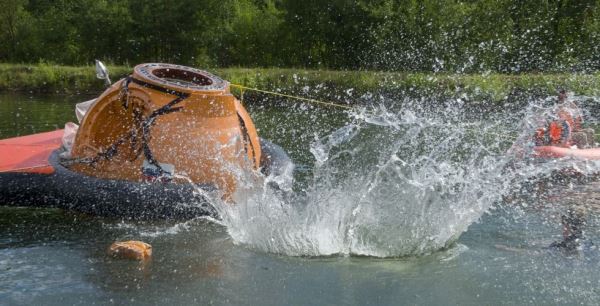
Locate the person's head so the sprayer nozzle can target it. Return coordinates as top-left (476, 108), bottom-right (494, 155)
top-left (558, 89), bottom-right (567, 102)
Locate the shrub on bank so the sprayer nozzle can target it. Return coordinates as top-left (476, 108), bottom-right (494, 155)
top-left (1, 63), bottom-right (599, 104)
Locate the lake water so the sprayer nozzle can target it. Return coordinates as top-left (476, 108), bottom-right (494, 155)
top-left (2, 92), bottom-right (600, 305)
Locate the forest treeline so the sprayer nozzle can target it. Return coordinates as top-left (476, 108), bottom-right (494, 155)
top-left (1, 0), bottom-right (599, 72)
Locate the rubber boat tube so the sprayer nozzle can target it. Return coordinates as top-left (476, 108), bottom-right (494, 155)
top-left (0, 139), bottom-right (292, 220)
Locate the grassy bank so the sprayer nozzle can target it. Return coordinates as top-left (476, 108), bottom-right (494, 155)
top-left (1, 63), bottom-right (599, 103)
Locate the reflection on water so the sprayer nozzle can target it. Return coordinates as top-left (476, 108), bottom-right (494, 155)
top-left (0, 93), bottom-right (81, 139)
top-left (3, 206), bottom-right (600, 305)
top-left (2, 93), bottom-right (600, 304)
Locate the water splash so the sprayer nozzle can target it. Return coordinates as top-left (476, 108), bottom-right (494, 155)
top-left (209, 98), bottom-right (535, 257)
top-left (172, 93), bottom-right (600, 258)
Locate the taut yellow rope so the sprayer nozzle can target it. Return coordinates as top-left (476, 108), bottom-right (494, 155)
top-left (230, 83), bottom-right (353, 110)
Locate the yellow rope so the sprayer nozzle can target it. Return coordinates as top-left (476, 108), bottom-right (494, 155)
top-left (230, 83), bottom-right (353, 110)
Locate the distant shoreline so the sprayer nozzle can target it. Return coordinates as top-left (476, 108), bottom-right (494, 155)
top-left (1, 63), bottom-right (599, 104)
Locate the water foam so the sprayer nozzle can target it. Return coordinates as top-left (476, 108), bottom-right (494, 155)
top-left (209, 99), bottom-right (531, 257)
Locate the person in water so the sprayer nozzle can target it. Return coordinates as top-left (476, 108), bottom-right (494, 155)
top-left (533, 89), bottom-right (591, 149)
top-left (535, 90), bottom-right (594, 249)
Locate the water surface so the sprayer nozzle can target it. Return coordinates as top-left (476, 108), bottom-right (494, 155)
top-left (2, 93), bottom-right (600, 305)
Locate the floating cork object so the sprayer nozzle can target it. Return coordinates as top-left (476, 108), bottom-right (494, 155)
top-left (108, 240), bottom-right (152, 260)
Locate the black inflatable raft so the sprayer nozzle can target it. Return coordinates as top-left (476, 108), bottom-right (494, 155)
top-left (0, 139), bottom-right (292, 220)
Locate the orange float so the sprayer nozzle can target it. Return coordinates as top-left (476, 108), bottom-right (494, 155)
top-left (69, 63), bottom-right (261, 195)
top-left (0, 63), bottom-right (293, 219)
top-left (108, 240), bottom-right (153, 260)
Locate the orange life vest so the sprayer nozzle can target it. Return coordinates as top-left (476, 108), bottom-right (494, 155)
top-left (534, 120), bottom-right (572, 146)
top-left (533, 102), bottom-right (583, 147)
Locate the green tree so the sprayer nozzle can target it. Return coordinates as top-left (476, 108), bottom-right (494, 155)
top-left (0, 0), bottom-right (35, 61)
top-left (280, 0), bottom-right (375, 69)
top-left (208, 0), bottom-right (284, 67)
top-left (74, 0), bottom-right (132, 64)
top-left (2, 0), bottom-right (600, 71)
